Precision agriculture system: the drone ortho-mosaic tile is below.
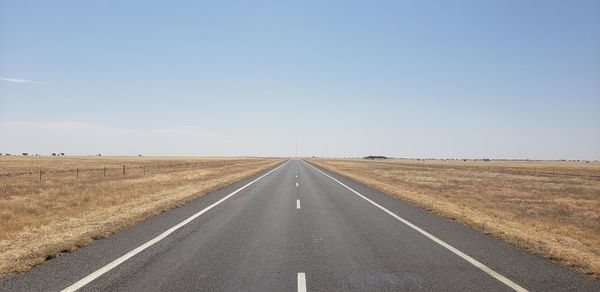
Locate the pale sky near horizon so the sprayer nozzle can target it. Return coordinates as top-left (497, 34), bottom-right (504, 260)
top-left (1, 0), bottom-right (599, 159)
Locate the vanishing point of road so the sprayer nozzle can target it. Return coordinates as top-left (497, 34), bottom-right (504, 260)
top-left (2, 160), bottom-right (599, 291)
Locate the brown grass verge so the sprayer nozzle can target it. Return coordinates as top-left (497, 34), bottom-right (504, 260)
top-left (308, 158), bottom-right (600, 278)
top-left (0, 156), bottom-right (283, 276)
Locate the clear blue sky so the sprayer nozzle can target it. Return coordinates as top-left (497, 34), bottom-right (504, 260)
top-left (1, 0), bottom-right (599, 159)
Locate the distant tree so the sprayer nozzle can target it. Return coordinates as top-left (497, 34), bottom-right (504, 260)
top-left (60, 153), bottom-right (65, 156)
top-left (97, 153), bottom-right (102, 156)
top-left (22, 153), bottom-right (28, 156)
top-left (51, 153), bottom-right (57, 156)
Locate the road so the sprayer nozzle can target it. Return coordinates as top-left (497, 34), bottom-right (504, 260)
top-left (2, 160), bottom-right (599, 291)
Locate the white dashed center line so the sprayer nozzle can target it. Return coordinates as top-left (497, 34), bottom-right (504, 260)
top-left (298, 273), bottom-right (306, 292)
top-left (297, 199), bottom-right (301, 209)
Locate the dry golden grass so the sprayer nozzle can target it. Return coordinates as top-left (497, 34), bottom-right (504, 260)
top-left (377, 159), bottom-right (600, 177)
top-left (309, 158), bottom-right (600, 278)
top-left (0, 156), bottom-right (283, 275)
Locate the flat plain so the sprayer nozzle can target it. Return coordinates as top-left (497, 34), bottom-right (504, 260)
top-left (0, 156), bottom-right (282, 275)
top-left (308, 158), bottom-right (600, 278)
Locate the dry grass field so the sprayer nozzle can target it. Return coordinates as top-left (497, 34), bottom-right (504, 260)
top-left (309, 158), bottom-right (600, 278)
top-left (0, 156), bottom-right (282, 276)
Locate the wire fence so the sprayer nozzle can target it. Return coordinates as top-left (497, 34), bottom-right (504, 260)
top-left (0, 160), bottom-right (241, 182)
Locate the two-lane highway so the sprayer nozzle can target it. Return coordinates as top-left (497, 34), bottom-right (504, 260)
top-left (1, 160), bottom-right (599, 291)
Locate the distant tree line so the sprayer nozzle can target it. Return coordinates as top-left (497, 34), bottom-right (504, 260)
top-left (0, 152), bottom-right (66, 156)
top-left (363, 156), bottom-right (388, 160)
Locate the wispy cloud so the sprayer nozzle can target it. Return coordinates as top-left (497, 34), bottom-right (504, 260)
top-left (1, 78), bottom-right (43, 84)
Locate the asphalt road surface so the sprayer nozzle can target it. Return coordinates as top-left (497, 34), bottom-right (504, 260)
top-left (2, 160), bottom-right (599, 291)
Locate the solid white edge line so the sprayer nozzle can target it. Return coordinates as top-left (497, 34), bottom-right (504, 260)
top-left (305, 162), bottom-right (528, 292)
top-left (296, 182), bottom-right (299, 187)
top-left (297, 199), bottom-right (301, 209)
top-left (298, 272), bottom-right (307, 292)
top-left (62, 161), bottom-right (287, 292)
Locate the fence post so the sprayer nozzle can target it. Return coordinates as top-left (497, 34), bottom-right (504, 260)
top-left (39, 169), bottom-right (42, 182)
top-left (77, 168), bottom-right (79, 179)
top-left (104, 167), bottom-right (106, 177)
top-left (123, 165), bottom-right (125, 175)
